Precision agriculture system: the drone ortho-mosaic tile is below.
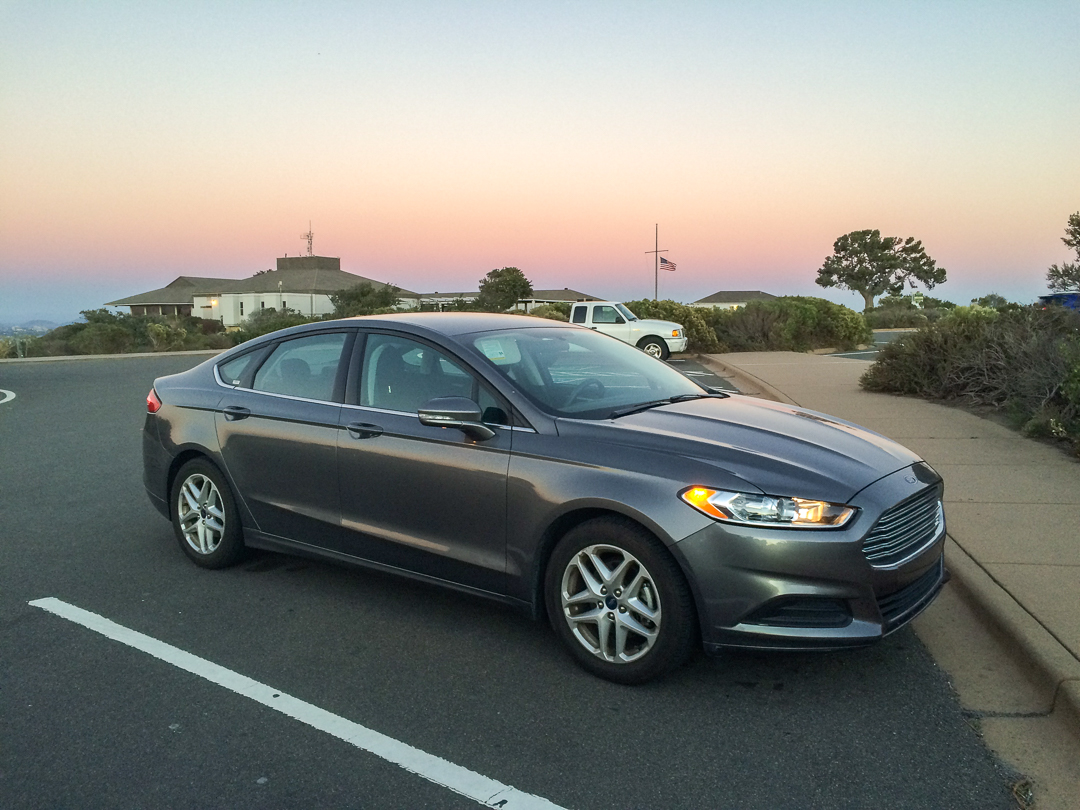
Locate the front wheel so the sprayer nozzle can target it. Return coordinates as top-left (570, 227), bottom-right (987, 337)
top-left (545, 516), bottom-right (697, 684)
top-left (170, 458), bottom-right (246, 569)
top-left (637, 337), bottom-right (670, 361)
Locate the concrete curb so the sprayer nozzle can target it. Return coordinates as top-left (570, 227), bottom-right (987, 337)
top-left (698, 352), bottom-right (1080, 734)
top-left (945, 537), bottom-right (1080, 731)
top-left (0, 350), bottom-right (224, 365)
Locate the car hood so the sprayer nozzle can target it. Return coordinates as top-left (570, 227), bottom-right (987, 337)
top-left (632, 318), bottom-right (682, 332)
top-left (561, 394), bottom-right (921, 503)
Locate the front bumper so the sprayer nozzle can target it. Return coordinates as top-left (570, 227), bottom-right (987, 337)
top-left (672, 465), bottom-right (946, 652)
top-left (667, 336), bottom-right (689, 353)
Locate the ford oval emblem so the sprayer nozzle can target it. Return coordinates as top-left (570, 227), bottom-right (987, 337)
top-left (905, 475), bottom-right (917, 484)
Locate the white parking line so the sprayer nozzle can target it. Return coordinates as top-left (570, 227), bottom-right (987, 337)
top-left (29, 597), bottom-right (566, 810)
top-left (0, 389), bottom-right (15, 405)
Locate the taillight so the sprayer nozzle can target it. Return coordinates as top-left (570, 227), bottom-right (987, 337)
top-left (147, 388), bottom-right (162, 414)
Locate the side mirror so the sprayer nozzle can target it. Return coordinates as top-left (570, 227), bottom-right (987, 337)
top-left (418, 396), bottom-right (496, 440)
top-left (613, 315), bottom-right (625, 324)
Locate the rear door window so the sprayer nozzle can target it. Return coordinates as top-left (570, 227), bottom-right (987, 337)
top-left (252, 332), bottom-right (349, 402)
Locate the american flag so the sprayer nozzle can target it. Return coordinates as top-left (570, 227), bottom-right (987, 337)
top-left (660, 257), bottom-right (677, 271)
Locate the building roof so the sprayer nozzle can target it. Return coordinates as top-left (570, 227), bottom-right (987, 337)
top-left (693, 290), bottom-right (778, 305)
top-left (105, 276), bottom-right (236, 306)
top-left (107, 260), bottom-right (418, 306)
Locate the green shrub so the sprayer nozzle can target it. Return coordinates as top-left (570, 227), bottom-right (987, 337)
top-left (864, 308), bottom-right (930, 329)
top-left (864, 295), bottom-right (955, 328)
top-left (524, 304), bottom-right (570, 321)
top-left (18, 309), bottom-right (238, 357)
top-left (708, 297), bottom-right (870, 352)
top-left (861, 306), bottom-right (1080, 453)
top-left (229, 307), bottom-right (322, 343)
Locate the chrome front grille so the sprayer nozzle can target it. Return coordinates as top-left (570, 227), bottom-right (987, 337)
top-left (862, 484), bottom-right (943, 568)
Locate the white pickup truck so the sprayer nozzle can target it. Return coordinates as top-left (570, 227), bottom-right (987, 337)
top-left (569, 301), bottom-right (688, 360)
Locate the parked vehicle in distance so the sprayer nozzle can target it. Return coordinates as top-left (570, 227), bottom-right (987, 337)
top-left (1038, 292), bottom-right (1080, 310)
top-left (569, 301), bottom-right (687, 359)
top-left (143, 313), bottom-right (946, 683)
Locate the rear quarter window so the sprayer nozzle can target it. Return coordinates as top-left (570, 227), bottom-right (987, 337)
top-left (217, 352), bottom-right (260, 386)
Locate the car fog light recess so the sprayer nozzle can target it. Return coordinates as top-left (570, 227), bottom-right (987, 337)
top-left (680, 487), bottom-right (856, 529)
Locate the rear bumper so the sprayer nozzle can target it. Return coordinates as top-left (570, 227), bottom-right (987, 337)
top-left (142, 415), bottom-right (171, 519)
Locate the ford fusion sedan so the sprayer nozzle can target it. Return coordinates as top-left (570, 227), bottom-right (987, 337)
top-left (143, 313), bottom-right (946, 683)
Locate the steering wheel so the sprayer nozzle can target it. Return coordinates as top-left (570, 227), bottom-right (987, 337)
top-left (565, 377), bottom-right (605, 406)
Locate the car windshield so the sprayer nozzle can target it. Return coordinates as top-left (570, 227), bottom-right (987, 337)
top-left (614, 303), bottom-right (638, 322)
top-left (466, 326), bottom-right (709, 419)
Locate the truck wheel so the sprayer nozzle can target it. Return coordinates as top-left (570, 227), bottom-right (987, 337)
top-left (637, 336), bottom-right (669, 361)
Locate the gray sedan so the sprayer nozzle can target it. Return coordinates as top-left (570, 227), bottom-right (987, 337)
top-left (143, 313), bottom-right (945, 683)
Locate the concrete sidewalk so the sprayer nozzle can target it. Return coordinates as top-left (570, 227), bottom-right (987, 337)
top-left (699, 351), bottom-right (1080, 732)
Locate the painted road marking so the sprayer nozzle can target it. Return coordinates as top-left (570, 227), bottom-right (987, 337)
top-left (29, 597), bottom-right (566, 810)
top-left (830, 350), bottom-right (879, 359)
top-left (0, 389), bottom-right (15, 405)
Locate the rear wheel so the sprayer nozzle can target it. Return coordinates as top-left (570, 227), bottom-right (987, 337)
top-left (170, 458), bottom-right (246, 569)
top-left (637, 336), bottom-right (669, 361)
top-left (545, 516), bottom-right (696, 684)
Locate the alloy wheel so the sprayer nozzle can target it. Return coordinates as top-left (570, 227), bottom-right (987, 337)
top-left (176, 473), bottom-right (227, 555)
top-left (559, 544), bottom-right (662, 663)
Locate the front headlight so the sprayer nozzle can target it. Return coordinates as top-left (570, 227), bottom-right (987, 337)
top-left (680, 487), bottom-right (856, 529)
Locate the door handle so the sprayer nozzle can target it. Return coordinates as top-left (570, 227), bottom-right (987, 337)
top-left (347, 422), bottom-right (383, 439)
top-left (222, 405), bottom-right (251, 421)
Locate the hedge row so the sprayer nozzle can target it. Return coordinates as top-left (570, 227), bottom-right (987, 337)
top-left (624, 296), bottom-right (870, 354)
top-left (861, 306), bottom-right (1080, 454)
top-left (3, 310), bottom-right (233, 358)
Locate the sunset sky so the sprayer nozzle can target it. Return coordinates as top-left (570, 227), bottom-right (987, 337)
top-left (1, 1), bottom-right (1077, 324)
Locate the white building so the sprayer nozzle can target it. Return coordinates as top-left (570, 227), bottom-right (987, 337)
top-left (108, 256), bottom-right (419, 328)
top-left (690, 290), bottom-right (778, 310)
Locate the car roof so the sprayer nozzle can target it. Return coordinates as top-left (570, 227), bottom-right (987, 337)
top-left (335, 311), bottom-right (574, 336)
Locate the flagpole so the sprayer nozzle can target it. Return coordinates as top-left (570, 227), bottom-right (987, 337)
top-left (645, 225), bottom-right (668, 302)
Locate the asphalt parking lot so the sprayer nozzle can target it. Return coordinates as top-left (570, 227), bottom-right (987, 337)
top-left (0, 355), bottom-right (1015, 809)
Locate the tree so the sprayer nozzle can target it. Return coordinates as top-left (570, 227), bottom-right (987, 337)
top-left (329, 282), bottom-right (400, 317)
top-left (1046, 212), bottom-right (1080, 292)
top-left (815, 230), bottom-right (946, 311)
top-left (971, 293), bottom-right (1009, 309)
top-left (475, 266), bottom-right (532, 312)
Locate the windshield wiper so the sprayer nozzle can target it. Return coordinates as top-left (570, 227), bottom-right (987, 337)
top-left (609, 392), bottom-right (727, 419)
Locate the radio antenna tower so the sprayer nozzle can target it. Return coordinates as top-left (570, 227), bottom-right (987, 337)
top-left (301, 221), bottom-right (314, 256)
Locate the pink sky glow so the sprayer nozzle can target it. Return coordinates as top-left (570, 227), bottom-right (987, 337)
top-left (1, 2), bottom-right (1077, 323)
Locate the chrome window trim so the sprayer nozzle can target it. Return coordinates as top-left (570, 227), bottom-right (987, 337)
top-left (340, 402), bottom-right (532, 432)
top-left (213, 330), bottom-right (353, 404)
top-left (213, 380), bottom-right (343, 408)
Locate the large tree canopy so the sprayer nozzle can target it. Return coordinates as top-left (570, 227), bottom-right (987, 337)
top-left (815, 229), bottom-right (946, 311)
top-left (475, 266), bottom-right (533, 312)
top-left (1046, 211), bottom-right (1080, 293)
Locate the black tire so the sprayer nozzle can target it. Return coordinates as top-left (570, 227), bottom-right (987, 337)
top-left (170, 458), bottom-right (246, 569)
top-left (637, 336), bottom-right (670, 361)
top-left (544, 515), bottom-right (697, 684)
